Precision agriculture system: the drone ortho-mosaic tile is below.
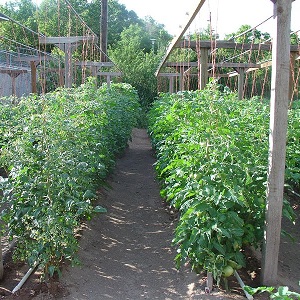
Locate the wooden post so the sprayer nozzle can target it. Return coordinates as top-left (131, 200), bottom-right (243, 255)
top-left (169, 76), bottom-right (174, 93)
top-left (100, 0), bottom-right (108, 62)
top-left (289, 52), bottom-right (297, 102)
top-left (179, 67), bottom-right (184, 91)
top-left (200, 48), bottom-right (208, 90)
top-left (261, 0), bottom-right (292, 286)
top-left (64, 43), bottom-right (73, 88)
top-left (30, 61), bottom-right (37, 94)
top-left (0, 237), bottom-right (3, 280)
top-left (10, 72), bottom-right (22, 96)
top-left (237, 68), bottom-right (245, 100)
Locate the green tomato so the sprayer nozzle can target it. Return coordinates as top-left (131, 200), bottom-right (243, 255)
top-left (223, 265), bottom-right (234, 277)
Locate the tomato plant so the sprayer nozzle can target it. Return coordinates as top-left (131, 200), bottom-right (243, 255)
top-left (0, 81), bottom-right (140, 277)
top-left (148, 81), bottom-right (299, 283)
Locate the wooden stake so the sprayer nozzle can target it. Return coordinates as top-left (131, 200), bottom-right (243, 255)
top-left (200, 48), bottom-right (208, 90)
top-left (261, 0), bottom-right (292, 286)
top-left (0, 237), bottom-right (3, 280)
top-left (100, 0), bottom-right (108, 62)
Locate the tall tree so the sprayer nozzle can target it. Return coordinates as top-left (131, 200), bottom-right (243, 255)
top-left (109, 24), bottom-right (166, 110)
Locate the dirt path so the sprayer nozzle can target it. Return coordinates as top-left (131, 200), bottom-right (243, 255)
top-left (58, 129), bottom-right (244, 300)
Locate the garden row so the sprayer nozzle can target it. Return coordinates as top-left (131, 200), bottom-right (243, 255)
top-left (148, 82), bottom-right (300, 284)
top-left (0, 81), bottom-right (140, 277)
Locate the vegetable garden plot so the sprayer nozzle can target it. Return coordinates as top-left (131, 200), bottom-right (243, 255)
top-left (148, 82), bottom-right (299, 285)
top-left (0, 82), bottom-right (140, 278)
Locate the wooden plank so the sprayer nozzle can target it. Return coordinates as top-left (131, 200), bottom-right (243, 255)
top-left (39, 36), bottom-right (98, 45)
top-left (0, 12), bottom-right (9, 21)
top-left (261, 0), bottom-right (292, 286)
top-left (100, 0), bottom-right (108, 62)
top-left (246, 67), bottom-right (259, 73)
top-left (75, 61), bottom-right (114, 67)
top-left (0, 69), bottom-right (28, 74)
top-left (260, 60), bottom-right (273, 68)
top-left (14, 55), bottom-right (53, 63)
top-left (155, 0), bottom-right (207, 76)
top-left (236, 67), bottom-right (245, 100)
top-left (165, 62), bottom-right (260, 68)
top-left (0, 238), bottom-right (3, 280)
top-left (30, 61), bottom-right (37, 94)
top-left (97, 72), bottom-right (122, 76)
top-left (200, 48), bottom-right (208, 89)
top-left (178, 40), bottom-right (298, 52)
top-left (289, 52), bottom-right (297, 100)
top-left (157, 73), bottom-right (181, 77)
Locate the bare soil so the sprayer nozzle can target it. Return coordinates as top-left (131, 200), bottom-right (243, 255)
top-left (0, 128), bottom-right (299, 299)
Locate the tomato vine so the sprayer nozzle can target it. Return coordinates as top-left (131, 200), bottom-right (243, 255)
top-left (148, 81), bottom-right (299, 283)
top-left (0, 81), bottom-right (140, 277)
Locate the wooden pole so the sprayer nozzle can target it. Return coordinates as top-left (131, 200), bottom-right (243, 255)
top-left (30, 61), bottom-right (37, 94)
top-left (179, 67), bottom-right (184, 91)
top-left (0, 237), bottom-right (3, 280)
top-left (100, 0), bottom-right (108, 62)
top-left (261, 0), bottom-right (292, 286)
top-left (289, 52), bottom-right (297, 102)
top-left (64, 43), bottom-right (73, 88)
top-left (200, 48), bottom-right (208, 90)
top-left (237, 68), bottom-right (245, 100)
top-left (169, 76), bottom-right (174, 93)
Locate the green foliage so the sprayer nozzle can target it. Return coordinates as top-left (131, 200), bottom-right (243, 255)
top-left (245, 285), bottom-right (300, 299)
top-left (148, 82), bottom-right (299, 284)
top-left (0, 0), bottom-right (39, 49)
top-left (0, 81), bottom-right (140, 277)
top-left (109, 24), bottom-right (166, 113)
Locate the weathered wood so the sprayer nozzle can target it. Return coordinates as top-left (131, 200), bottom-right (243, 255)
top-left (206, 272), bottom-right (213, 293)
top-left (155, 0), bottom-right (207, 76)
top-left (39, 36), bottom-right (97, 45)
top-left (157, 73), bottom-right (181, 77)
top-left (261, 0), bottom-right (292, 286)
top-left (30, 61), bottom-right (37, 94)
top-left (97, 72), bottom-right (122, 76)
top-left (0, 12), bottom-right (9, 21)
top-left (0, 237), bottom-right (3, 280)
top-left (178, 40), bottom-right (298, 52)
top-left (100, 0), bottom-right (108, 62)
top-left (0, 69), bottom-right (27, 96)
top-left (165, 62), bottom-right (260, 68)
top-left (14, 55), bottom-right (53, 63)
top-left (289, 52), bottom-right (297, 101)
top-left (236, 67), bottom-right (245, 100)
top-left (75, 61), bottom-right (114, 67)
top-left (169, 76), bottom-right (174, 93)
top-left (200, 48), bottom-right (208, 89)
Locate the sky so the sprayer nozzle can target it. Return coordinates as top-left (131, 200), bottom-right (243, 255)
top-left (0, 0), bottom-right (300, 38)
top-left (117, 0), bottom-right (300, 38)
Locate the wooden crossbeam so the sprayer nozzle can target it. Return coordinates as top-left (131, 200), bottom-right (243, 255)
top-left (75, 61), bottom-right (114, 67)
top-left (177, 40), bottom-right (299, 52)
top-left (157, 73), bottom-right (181, 77)
top-left (0, 65), bottom-right (29, 73)
top-left (39, 36), bottom-right (98, 45)
top-left (165, 62), bottom-right (260, 68)
top-left (14, 55), bottom-right (53, 63)
top-left (97, 71), bottom-right (121, 76)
